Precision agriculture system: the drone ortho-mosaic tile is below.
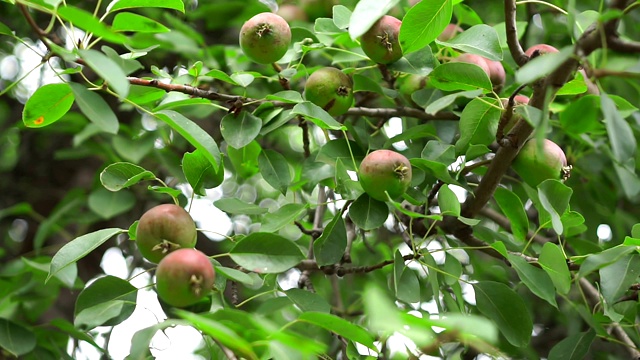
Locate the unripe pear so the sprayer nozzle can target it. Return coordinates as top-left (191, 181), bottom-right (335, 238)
top-left (359, 150), bottom-right (412, 201)
top-left (239, 12), bottom-right (291, 64)
top-left (361, 16), bottom-right (403, 64)
top-left (136, 204), bottom-right (197, 264)
top-left (512, 139), bottom-right (567, 188)
top-left (397, 74), bottom-right (428, 104)
top-left (304, 67), bottom-right (354, 116)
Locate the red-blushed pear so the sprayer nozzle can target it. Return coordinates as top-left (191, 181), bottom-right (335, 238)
top-left (485, 59), bottom-right (506, 91)
top-left (437, 24), bottom-right (463, 41)
top-left (304, 67), bottom-right (354, 116)
top-left (524, 44), bottom-right (559, 57)
top-left (512, 139), bottom-right (568, 188)
top-left (359, 150), bottom-right (412, 201)
top-left (136, 204), bottom-right (197, 264)
top-left (450, 53), bottom-right (491, 78)
top-left (276, 4), bottom-right (308, 23)
top-left (239, 12), bottom-right (291, 64)
top-left (361, 16), bottom-right (403, 64)
top-left (155, 248), bottom-right (215, 308)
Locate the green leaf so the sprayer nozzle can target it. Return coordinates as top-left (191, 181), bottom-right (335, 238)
top-left (538, 180), bottom-right (573, 235)
top-left (316, 139), bottom-right (364, 171)
top-left (57, 6), bottom-right (128, 44)
top-left (88, 188), bottom-right (135, 219)
top-left (74, 275), bottom-right (137, 325)
top-left (230, 73), bottom-right (255, 87)
top-left (214, 198), bottom-right (267, 215)
top-left (79, 49), bottom-right (130, 98)
top-left (548, 330), bottom-right (596, 360)
top-left (507, 255), bottom-right (558, 308)
top-left (578, 245), bottom-right (637, 278)
top-left (108, 0), bottom-right (185, 13)
top-left (22, 83), bottom-right (74, 128)
top-left (362, 285), bottom-right (434, 345)
top-left (599, 254), bottom-right (640, 305)
top-left (515, 47), bottom-right (573, 84)
top-left (396, 267), bottom-right (420, 303)
top-left (349, 193), bottom-right (389, 230)
top-left (602, 93), bottom-right (636, 164)
top-left (175, 310), bottom-right (258, 359)
top-left (261, 203), bottom-right (308, 233)
top-left (473, 281), bottom-right (532, 347)
top-left (494, 187), bottom-right (528, 242)
top-left (292, 102), bottom-right (346, 130)
top-left (69, 83), bottom-right (119, 133)
top-left (314, 211), bottom-right (347, 266)
top-left (0, 318), bottom-right (36, 357)
top-left (47, 228), bottom-right (123, 282)
top-left (424, 89), bottom-right (483, 115)
top-left (559, 95), bottom-right (601, 135)
top-left (539, 243), bottom-right (571, 295)
top-left (400, 0), bottom-right (452, 54)
top-left (75, 300), bottom-right (126, 330)
top-left (455, 97), bottom-right (501, 153)
top-left (155, 110), bottom-right (221, 171)
top-left (437, 24), bottom-right (503, 61)
top-left (21, 257), bottom-right (78, 288)
top-left (100, 162), bottom-right (156, 191)
top-left (49, 319), bottom-right (102, 351)
top-left (220, 112), bottom-right (262, 149)
top-left (333, 5), bottom-right (352, 30)
top-left (229, 233), bottom-right (305, 273)
top-left (265, 90), bottom-right (304, 103)
top-left (204, 69), bottom-right (238, 85)
top-left (429, 62), bottom-right (493, 92)
top-left (112, 12), bottom-right (169, 33)
top-left (348, 0), bottom-right (400, 39)
top-left (227, 141), bottom-right (261, 179)
top-left (182, 149), bottom-right (223, 196)
top-left (298, 312), bottom-right (376, 351)
top-left (0, 21), bottom-right (13, 36)
top-left (215, 266), bottom-right (255, 286)
top-left (101, 46), bottom-right (143, 76)
top-left (258, 149), bottom-right (291, 195)
top-left (128, 320), bottom-right (191, 360)
top-left (437, 184), bottom-right (460, 216)
top-left (285, 289), bottom-right (331, 313)
top-left (410, 158), bottom-right (459, 185)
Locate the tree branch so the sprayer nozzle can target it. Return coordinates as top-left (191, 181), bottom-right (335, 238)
top-left (579, 278), bottom-right (640, 358)
top-left (126, 77), bottom-right (459, 121)
top-left (504, 0), bottom-right (528, 66)
top-left (347, 106), bottom-right (459, 121)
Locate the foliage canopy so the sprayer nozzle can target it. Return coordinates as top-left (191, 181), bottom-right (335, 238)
top-left (1, 0), bottom-right (640, 359)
